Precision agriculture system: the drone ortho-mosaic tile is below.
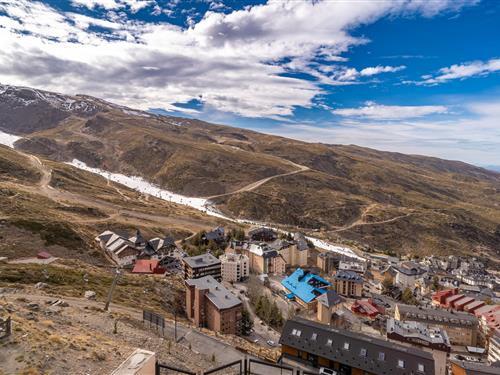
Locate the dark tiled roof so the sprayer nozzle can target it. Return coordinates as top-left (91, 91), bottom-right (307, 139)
top-left (318, 290), bottom-right (343, 308)
top-left (334, 270), bottom-right (364, 284)
top-left (450, 359), bottom-right (500, 374)
top-left (396, 304), bottom-right (478, 328)
top-left (280, 318), bottom-right (434, 375)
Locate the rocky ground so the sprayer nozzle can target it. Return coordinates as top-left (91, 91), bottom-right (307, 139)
top-left (0, 289), bottom-right (263, 375)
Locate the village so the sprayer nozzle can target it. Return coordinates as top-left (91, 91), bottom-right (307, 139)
top-left (82, 224), bottom-right (500, 375)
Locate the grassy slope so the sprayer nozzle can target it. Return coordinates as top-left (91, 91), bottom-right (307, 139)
top-left (3, 86), bottom-right (499, 257)
top-left (0, 145), bottom-right (225, 263)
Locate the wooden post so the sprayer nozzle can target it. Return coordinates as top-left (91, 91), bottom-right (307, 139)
top-left (105, 269), bottom-right (121, 311)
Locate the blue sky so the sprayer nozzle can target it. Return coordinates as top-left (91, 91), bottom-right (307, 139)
top-left (0, 1), bottom-right (499, 166)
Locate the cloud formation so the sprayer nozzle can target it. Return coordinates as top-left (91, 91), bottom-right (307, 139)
top-left (416, 58), bottom-right (500, 85)
top-left (271, 100), bottom-right (500, 165)
top-left (0, 0), bottom-right (477, 118)
top-left (332, 102), bottom-right (448, 120)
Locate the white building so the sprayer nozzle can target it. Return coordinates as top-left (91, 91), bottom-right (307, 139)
top-left (220, 253), bottom-right (249, 282)
top-left (394, 261), bottom-right (427, 289)
top-left (489, 329), bottom-right (500, 364)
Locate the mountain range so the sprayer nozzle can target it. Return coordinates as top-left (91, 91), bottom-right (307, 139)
top-left (0, 84), bottom-right (499, 258)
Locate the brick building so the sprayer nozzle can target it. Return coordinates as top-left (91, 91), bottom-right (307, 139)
top-left (185, 276), bottom-right (242, 335)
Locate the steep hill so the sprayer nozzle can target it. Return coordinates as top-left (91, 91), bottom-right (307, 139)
top-left (0, 143), bottom-right (222, 263)
top-left (1, 84), bottom-right (499, 257)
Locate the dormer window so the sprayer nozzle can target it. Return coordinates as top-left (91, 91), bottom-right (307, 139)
top-left (326, 339), bottom-right (333, 346)
top-left (398, 360), bottom-right (405, 368)
top-left (360, 348), bottom-right (367, 357)
top-left (418, 364), bottom-right (425, 372)
top-left (343, 342), bottom-right (350, 350)
top-left (378, 352), bottom-right (385, 361)
top-left (311, 333), bottom-right (317, 340)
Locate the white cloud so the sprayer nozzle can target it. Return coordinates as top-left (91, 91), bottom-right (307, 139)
top-left (268, 101), bottom-right (500, 165)
top-left (0, 0), bottom-right (477, 118)
top-left (359, 65), bottom-right (406, 76)
top-left (71, 0), bottom-right (156, 12)
top-left (332, 102), bottom-right (448, 120)
top-left (416, 58), bottom-right (500, 85)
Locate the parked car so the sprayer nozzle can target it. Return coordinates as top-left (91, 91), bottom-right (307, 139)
top-left (266, 340), bottom-right (275, 346)
top-left (319, 368), bottom-right (337, 375)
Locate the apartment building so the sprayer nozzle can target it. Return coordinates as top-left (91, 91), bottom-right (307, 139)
top-left (334, 270), bottom-right (363, 298)
top-left (395, 304), bottom-right (478, 346)
top-left (182, 253), bottom-right (222, 280)
top-left (280, 318), bottom-right (435, 374)
top-left (185, 276), bottom-right (242, 334)
top-left (219, 253), bottom-right (249, 282)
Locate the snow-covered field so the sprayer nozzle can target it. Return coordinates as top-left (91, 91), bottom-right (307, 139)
top-left (0, 130), bottom-right (21, 148)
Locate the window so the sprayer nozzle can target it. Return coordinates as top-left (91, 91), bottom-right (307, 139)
top-left (398, 360), bottom-right (405, 368)
top-left (343, 342), bottom-right (350, 350)
top-left (292, 329), bottom-right (297, 336)
top-left (296, 330), bottom-right (302, 337)
top-left (418, 364), bottom-right (425, 372)
top-left (360, 348), bottom-right (367, 357)
top-left (311, 333), bottom-right (317, 340)
top-left (326, 339), bottom-right (333, 346)
top-left (378, 352), bottom-right (385, 361)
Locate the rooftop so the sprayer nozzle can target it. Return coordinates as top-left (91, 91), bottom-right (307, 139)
top-left (317, 290), bottom-right (343, 308)
top-left (387, 318), bottom-right (450, 347)
top-left (183, 253), bottom-right (221, 268)
top-left (395, 261), bottom-right (427, 276)
top-left (280, 318), bottom-right (434, 375)
top-left (397, 304), bottom-right (478, 327)
top-left (334, 270), bottom-right (364, 284)
top-left (281, 268), bottom-right (331, 303)
top-left (186, 276), bottom-right (241, 310)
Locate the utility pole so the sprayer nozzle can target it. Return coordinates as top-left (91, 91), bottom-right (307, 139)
top-left (105, 268), bottom-right (121, 311)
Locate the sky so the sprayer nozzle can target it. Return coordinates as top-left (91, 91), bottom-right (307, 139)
top-left (0, 0), bottom-right (499, 166)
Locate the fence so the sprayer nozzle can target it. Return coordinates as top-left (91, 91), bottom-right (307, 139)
top-left (143, 309), bottom-right (166, 336)
top-left (155, 358), bottom-right (316, 375)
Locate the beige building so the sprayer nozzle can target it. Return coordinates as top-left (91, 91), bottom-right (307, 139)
top-left (317, 290), bottom-right (344, 325)
top-left (334, 270), bottom-right (363, 298)
top-left (395, 304), bottom-right (478, 346)
top-left (185, 276), bottom-right (242, 335)
top-left (243, 243), bottom-right (286, 275)
top-left (219, 253), bottom-right (249, 282)
top-left (279, 233), bottom-right (309, 267)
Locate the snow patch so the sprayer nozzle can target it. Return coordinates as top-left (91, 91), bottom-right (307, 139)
top-left (0, 130), bottom-right (21, 148)
top-left (67, 159), bottom-right (363, 260)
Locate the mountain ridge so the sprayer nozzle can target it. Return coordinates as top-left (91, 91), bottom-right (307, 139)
top-left (1, 83), bottom-right (499, 257)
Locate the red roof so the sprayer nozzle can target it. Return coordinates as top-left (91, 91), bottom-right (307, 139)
top-left (432, 289), bottom-right (456, 304)
top-left (351, 299), bottom-right (381, 318)
top-left (454, 297), bottom-right (475, 309)
top-left (132, 259), bottom-right (164, 274)
top-left (464, 300), bottom-right (485, 313)
top-left (37, 251), bottom-right (52, 259)
top-left (445, 294), bottom-right (465, 307)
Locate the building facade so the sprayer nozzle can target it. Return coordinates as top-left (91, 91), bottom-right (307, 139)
top-left (219, 253), bottom-right (249, 282)
top-left (394, 261), bottom-right (427, 289)
top-left (334, 270), bottom-right (363, 298)
top-left (280, 318), bottom-right (435, 375)
top-left (395, 304), bottom-right (478, 346)
top-left (182, 253), bottom-right (222, 280)
top-left (316, 290), bottom-right (344, 325)
top-left (185, 276), bottom-right (242, 334)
